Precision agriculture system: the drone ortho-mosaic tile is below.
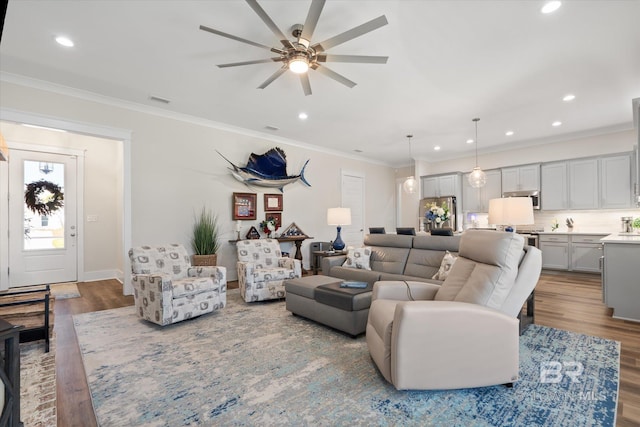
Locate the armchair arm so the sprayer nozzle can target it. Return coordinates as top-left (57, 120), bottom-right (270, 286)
top-left (237, 262), bottom-right (255, 285)
top-left (278, 258), bottom-right (302, 278)
top-left (372, 281), bottom-right (440, 302)
top-left (390, 300), bottom-right (519, 390)
top-left (321, 255), bottom-right (347, 274)
top-left (130, 273), bottom-right (174, 325)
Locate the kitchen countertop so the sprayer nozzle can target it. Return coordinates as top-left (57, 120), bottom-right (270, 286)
top-left (600, 233), bottom-right (640, 244)
top-left (535, 231), bottom-right (611, 235)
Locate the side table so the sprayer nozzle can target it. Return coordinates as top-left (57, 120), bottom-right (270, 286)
top-left (312, 250), bottom-right (346, 275)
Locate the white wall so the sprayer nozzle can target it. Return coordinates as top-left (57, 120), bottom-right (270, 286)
top-left (0, 81), bottom-right (396, 283)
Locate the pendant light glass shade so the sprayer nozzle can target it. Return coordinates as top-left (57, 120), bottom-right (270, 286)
top-left (468, 118), bottom-right (486, 188)
top-left (403, 134), bottom-right (417, 194)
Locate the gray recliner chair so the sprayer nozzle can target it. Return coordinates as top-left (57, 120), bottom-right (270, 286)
top-left (366, 230), bottom-right (542, 390)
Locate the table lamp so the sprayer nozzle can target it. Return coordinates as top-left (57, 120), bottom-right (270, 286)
top-left (327, 207), bottom-right (351, 251)
top-left (488, 197), bottom-right (534, 233)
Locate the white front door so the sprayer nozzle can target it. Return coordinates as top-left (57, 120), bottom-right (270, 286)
top-left (341, 171), bottom-right (365, 247)
top-left (8, 149), bottom-right (78, 286)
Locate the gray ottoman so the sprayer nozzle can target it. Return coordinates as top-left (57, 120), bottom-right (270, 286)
top-left (284, 275), bottom-right (372, 337)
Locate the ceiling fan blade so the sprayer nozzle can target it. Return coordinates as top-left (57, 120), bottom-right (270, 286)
top-left (300, 73), bottom-right (312, 96)
top-left (312, 64), bottom-right (356, 88)
top-left (300, 0), bottom-right (326, 44)
top-left (258, 66), bottom-right (288, 89)
top-left (317, 54), bottom-right (388, 64)
top-left (218, 58), bottom-right (284, 68)
top-left (245, 0), bottom-right (294, 49)
top-left (312, 15), bottom-right (388, 53)
top-left (199, 24), bottom-right (284, 54)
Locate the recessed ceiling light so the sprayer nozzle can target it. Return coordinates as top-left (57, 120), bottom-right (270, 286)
top-left (562, 94), bottom-right (576, 102)
top-left (466, 139), bottom-right (474, 144)
top-left (541, 1), bottom-right (561, 14)
top-left (552, 121), bottom-right (562, 127)
top-left (505, 131), bottom-right (514, 136)
top-left (55, 36), bottom-right (74, 47)
top-left (298, 112), bottom-right (308, 120)
top-left (434, 146), bottom-right (441, 151)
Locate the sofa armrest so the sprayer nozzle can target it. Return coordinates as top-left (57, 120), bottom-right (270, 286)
top-left (322, 255), bottom-right (347, 274)
top-left (390, 301), bottom-right (519, 390)
top-left (237, 262), bottom-right (255, 285)
top-left (372, 281), bottom-right (440, 302)
top-left (278, 258), bottom-right (302, 277)
top-left (131, 273), bottom-right (174, 325)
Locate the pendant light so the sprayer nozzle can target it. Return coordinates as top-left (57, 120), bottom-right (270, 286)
top-left (468, 118), bottom-right (487, 188)
top-left (402, 134), bottom-right (418, 194)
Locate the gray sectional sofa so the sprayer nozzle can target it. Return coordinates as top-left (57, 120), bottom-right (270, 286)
top-left (322, 233), bottom-right (462, 285)
top-left (285, 233), bottom-right (461, 336)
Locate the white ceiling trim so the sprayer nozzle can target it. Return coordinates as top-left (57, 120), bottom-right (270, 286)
top-left (0, 72), bottom-right (388, 167)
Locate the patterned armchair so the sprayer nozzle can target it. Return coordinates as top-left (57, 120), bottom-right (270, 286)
top-left (129, 244), bottom-right (226, 326)
top-left (237, 239), bottom-right (302, 302)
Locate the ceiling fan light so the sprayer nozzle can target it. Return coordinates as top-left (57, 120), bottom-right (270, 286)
top-left (468, 167), bottom-right (487, 188)
top-left (289, 58), bottom-right (309, 74)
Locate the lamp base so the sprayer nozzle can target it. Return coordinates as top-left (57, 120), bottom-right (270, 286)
top-left (332, 226), bottom-right (345, 250)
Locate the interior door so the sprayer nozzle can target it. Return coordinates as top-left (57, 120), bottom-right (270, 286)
top-left (8, 150), bottom-right (78, 286)
top-left (341, 171), bottom-right (364, 247)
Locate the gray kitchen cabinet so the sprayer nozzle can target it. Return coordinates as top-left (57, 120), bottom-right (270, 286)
top-left (569, 158), bottom-right (599, 209)
top-left (539, 233), bottom-right (604, 272)
top-left (541, 162), bottom-right (568, 210)
top-left (570, 234), bottom-right (602, 273)
top-left (462, 169), bottom-right (501, 212)
top-left (602, 237), bottom-right (640, 321)
top-left (600, 154), bottom-right (632, 209)
top-left (501, 164), bottom-right (540, 192)
top-left (540, 234), bottom-right (569, 270)
top-left (421, 173), bottom-right (460, 198)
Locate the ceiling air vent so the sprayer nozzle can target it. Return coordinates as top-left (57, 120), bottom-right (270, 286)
top-left (149, 95), bottom-right (170, 104)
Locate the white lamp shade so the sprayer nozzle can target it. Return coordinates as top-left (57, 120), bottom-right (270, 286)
top-left (488, 197), bottom-right (534, 226)
top-left (327, 207), bottom-right (351, 226)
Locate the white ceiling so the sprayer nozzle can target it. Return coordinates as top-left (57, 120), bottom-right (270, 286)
top-left (1, 0), bottom-right (639, 167)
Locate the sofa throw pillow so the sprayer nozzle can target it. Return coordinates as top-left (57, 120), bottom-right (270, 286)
top-left (432, 251), bottom-right (457, 280)
top-left (342, 247), bottom-right (372, 270)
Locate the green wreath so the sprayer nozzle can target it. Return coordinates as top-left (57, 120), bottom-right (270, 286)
top-left (24, 180), bottom-right (64, 216)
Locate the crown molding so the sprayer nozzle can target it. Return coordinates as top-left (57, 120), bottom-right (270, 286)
top-left (0, 72), bottom-right (388, 167)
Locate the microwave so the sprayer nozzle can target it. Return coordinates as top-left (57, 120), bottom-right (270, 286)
top-left (502, 190), bottom-right (541, 210)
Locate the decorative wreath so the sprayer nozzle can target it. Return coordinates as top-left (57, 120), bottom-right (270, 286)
top-left (24, 180), bottom-right (64, 216)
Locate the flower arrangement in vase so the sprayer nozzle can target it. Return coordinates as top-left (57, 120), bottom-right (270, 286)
top-left (425, 202), bottom-right (450, 228)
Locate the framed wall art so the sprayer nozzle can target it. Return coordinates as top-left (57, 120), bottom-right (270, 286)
top-left (264, 193), bottom-right (283, 211)
top-left (265, 212), bottom-right (282, 229)
top-left (232, 192), bottom-right (257, 220)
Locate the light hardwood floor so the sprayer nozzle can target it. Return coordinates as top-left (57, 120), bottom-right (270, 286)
top-left (53, 273), bottom-right (640, 426)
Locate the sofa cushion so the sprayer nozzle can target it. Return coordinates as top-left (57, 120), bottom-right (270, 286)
top-left (364, 234), bottom-right (414, 248)
top-left (369, 246), bottom-right (411, 274)
top-left (434, 231), bottom-right (525, 313)
top-left (412, 235), bottom-right (461, 251)
top-left (129, 244), bottom-right (191, 279)
top-left (432, 251), bottom-right (457, 281)
top-left (315, 282), bottom-right (373, 311)
top-left (403, 248), bottom-right (449, 279)
top-left (342, 247), bottom-right (372, 270)
top-left (378, 272), bottom-right (443, 285)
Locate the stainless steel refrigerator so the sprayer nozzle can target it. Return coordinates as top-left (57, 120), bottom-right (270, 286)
top-left (419, 196), bottom-right (457, 231)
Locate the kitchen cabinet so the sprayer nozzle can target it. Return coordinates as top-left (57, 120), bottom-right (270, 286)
top-left (421, 173), bottom-right (460, 198)
top-left (462, 169), bottom-right (501, 212)
top-left (501, 164), bottom-right (540, 192)
top-left (539, 233), bottom-right (605, 272)
top-left (569, 158), bottom-right (599, 209)
top-left (600, 154), bottom-right (632, 208)
top-left (601, 234), bottom-right (640, 321)
top-left (540, 235), bottom-right (569, 270)
top-left (541, 162), bottom-right (567, 210)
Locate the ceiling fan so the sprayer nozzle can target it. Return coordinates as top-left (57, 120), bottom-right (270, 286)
top-left (199, 0), bottom-right (388, 96)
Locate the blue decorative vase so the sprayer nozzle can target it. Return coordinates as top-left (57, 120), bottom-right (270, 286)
top-left (332, 226), bottom-right (345, 251)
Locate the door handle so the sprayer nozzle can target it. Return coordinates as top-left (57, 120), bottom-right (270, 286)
top-left (70, 233), bottom-right (76, 237)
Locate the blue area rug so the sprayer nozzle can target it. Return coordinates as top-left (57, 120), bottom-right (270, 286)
top-left (73, 290), bottom-right (619, 426)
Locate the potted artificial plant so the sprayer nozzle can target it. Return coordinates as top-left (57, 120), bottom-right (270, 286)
top-left (191, 207), bottom-right (220, 266)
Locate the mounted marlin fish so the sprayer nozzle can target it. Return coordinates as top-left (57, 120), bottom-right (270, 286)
top-left (217, 147), bottom-right (311, 192)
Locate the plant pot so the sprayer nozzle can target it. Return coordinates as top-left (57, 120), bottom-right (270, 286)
top-left (192, 254), bottom-right (217, 266)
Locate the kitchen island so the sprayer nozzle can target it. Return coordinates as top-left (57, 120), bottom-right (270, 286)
top-left (600, 233), bottom-right (640, 322)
